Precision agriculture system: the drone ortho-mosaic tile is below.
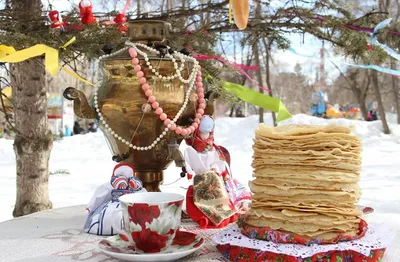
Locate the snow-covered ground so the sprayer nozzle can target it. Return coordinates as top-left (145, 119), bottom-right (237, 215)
top-left (0, 114), bottom-right (399, 223)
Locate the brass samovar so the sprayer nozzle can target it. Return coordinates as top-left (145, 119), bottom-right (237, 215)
top-left (63, 20), bottom-right (215, 191)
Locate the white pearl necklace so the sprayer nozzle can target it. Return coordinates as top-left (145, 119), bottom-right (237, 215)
top-left (126, 42), bottom-right (199, 84)
top-left (93, 43), bottom-right (200, 151)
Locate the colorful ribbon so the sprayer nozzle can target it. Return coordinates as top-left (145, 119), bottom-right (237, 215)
top-left (193, 53), bottom-right (269, 92)
top-left (60, 37), bottom-right (77, 50)
top-left (185, 29), bottom-right (269, 91)
top-left (222, 81), bottom-right (292, 123)
top-left (60, 65), bottom-right (95, 86)
top-left (287, 47), bottom-right (319, 59)
top-left (0, 45), bottom-right (59, 76)
top-left (345, 63), bottom-right (400, 77)
top-left (285, 9), bottom-right (400, 36)
top-left (229, 0), bottom-right (233, 24)
top-left (0, 38), bottom-right (76, 76)
top-left (370, 18), bottom-right (400, 62)
top-left (287, 44), bottom-right (400, 78)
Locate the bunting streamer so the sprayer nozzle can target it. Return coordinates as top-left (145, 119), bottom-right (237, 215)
top-left (222, 81), bottom-right (292, 123)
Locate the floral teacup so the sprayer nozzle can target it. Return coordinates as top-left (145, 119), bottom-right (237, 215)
top-left (111, 192), bottom-right (184, 253)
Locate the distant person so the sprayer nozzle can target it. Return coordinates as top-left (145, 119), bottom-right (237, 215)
top-left (372, 111), bottom-right (378, 121)
top-left (87, 122), bottom-right (98, 133)
top-left (64, 125), bottom-right (73, 137)
top-left (367, 111), bottom-right (373, 121)
top-left (73, 121), bottom-right (83, 135)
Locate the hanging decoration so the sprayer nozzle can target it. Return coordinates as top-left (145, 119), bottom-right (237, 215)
top-left (185, 30), bottom-right (268, 92)
top-left (231, 0), bottom-right (250, 30)
top-left (48, 10), bottom-right (65, 32)
top-left (79, 0), bottom-right (97, 25)
top-left (287, 44), bottom-right (400, 78)
top-left (222, 81), bottom-right (292, 123)
top-left (0, 37), bottom-right (76, 76)
top-left (370, 18), bottom-right (400, 62)
top-left (102, 0), bottom-right (131, 34)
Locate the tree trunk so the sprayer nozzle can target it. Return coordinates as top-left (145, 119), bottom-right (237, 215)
top-left (371, 70), bottom-right (390, 134)
top-left (358, 94), bottom-right (369, 121)
top-left (390, 59), bottom-right (400, 124)
top-left (137, 0), bottom-right (141, 17)
top-left (263, 38), bottom-right (277, 126)
top-left (10, 0), bottom-right (53, 217)
top-left (10, 58), bottom-right (53, 217)
top-left (253, 42), bottom-right (264, 123)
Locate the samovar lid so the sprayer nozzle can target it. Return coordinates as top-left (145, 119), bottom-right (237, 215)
top-left (127, 20), bottom-right (171, 42)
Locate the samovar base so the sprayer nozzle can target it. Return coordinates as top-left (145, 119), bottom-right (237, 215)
top-left (135, 171), bottom-right (163, 192)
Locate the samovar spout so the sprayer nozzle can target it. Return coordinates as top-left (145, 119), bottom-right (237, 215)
top-left (63, 87), bottom-right (97, 119)
top-left (167, 138), bottom-right (185, 168)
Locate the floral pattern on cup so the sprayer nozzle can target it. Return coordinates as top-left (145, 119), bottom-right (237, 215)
top-left (119, 197), bottom-right (183, 253)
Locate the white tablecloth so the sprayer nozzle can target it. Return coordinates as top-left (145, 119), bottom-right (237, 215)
top-left (0, 205), bottom-right (398, 262)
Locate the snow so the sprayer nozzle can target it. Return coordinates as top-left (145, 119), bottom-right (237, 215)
top-left (0, 114), bottom-right (400, 222)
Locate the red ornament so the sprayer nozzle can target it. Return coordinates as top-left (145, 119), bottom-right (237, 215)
top-left (79, 0), bottom-right (97, 25)
top-left (62, 16), bottom-right (83, 31)
top-left (48, 10), bottom-right (64, 31)
top-left (113, 13), bottom-right (128, 34)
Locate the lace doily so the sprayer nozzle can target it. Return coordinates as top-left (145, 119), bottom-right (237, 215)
top-left (212, 223), bottom-right (394, 258)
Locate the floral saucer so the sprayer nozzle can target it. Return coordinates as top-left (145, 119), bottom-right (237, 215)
top-left (98, 230), bottom-right (204, 261)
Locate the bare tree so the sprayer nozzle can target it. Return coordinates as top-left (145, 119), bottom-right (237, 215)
top-left (371, 70), bottom-right (391, 134)
top-left (262, 38), bottom-right (277, 126)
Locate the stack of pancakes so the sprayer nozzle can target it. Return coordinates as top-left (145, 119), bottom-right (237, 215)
top-left (247, 124), bottom-right (362, 240)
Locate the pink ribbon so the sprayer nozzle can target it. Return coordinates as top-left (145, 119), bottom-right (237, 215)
top-left (285, 9), bottom-right (400, 35)
top-left (193, 54), bottom-right (270, 92)
top-left (122, 0), bottom-right (131, 15)
top-left (185, 30), bottom-right (270, 92)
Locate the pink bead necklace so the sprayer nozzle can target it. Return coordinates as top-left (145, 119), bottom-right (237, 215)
top-left (129, 47), bottom-right (205, 137)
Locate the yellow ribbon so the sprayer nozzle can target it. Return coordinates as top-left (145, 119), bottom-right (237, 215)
top-left (60, 65), bottom-right (95, 87)
top-left (60, 37), bottom-right (76, 50)
top-left (0, 37), bottom-right (76, 76)
top-left (229, 0), bottom-right (233, 24)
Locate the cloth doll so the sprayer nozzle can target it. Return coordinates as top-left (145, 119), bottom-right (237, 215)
top-left (184, 115), bottom-right (251, 229)
top-left (48, 10), bottom-right (64, 31)
top-left (84, 164), bottom-right (146, 235)
top-left (78, 0), bottom-right (97, 25)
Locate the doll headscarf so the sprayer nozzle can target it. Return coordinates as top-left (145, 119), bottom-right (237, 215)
top-left (185, 115), bottom-right (215, 153)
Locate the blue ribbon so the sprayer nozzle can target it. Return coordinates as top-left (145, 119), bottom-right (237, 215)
top-left (370, 18), bottom-right (400, 61)
top-left (345, 62), bottom-right (400, 77)
top-left (287, 47), bottom-right (320, 59)
top-left (288, 45), bottom-right (400, 77)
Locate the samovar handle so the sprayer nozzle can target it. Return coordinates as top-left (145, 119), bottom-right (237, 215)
top-left (167, 138), bottom-right (185, 168)
top-left (63, 87), bottom-right (98, 119)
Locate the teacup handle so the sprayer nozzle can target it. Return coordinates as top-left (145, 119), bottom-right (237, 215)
top-left (111, 207), bottom-right (131, 241)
